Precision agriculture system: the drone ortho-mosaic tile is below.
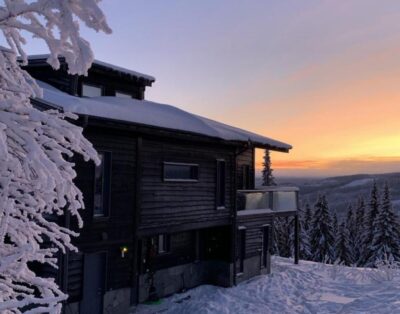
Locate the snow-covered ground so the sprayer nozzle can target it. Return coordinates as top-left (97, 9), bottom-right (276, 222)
top-left (132, 257), bottom-right (400, 314)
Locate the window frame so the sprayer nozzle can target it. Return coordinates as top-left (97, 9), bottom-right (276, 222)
top-left (216, 159), bottom-right (226, 209)
top-left (93, 151), bottom-right (112, 219)
top-left (156, 234), bottom-right (170, 255)
top-left (81, 83), bottom-right (104, 97)
top-left (163, 162), bottom-right (199, 182)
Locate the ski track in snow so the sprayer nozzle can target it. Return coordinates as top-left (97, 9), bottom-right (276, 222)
top-left (132, 257), bottom-right (400, 314)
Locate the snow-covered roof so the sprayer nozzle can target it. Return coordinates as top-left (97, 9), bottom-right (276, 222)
top-left (36, 81), bottom-right (292, 152)
top-left (26, 54), bottom-right (155, 82)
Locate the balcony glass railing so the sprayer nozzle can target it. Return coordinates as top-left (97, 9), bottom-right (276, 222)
top-left (237, 187), bottom-right (299, 214)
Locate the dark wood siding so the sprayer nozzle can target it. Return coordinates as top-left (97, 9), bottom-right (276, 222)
top-left (72, 126), bottom-right (137, 291)
top-left (138, 138), bottom-right (235, 235)
top-left (237, 213), bottom-right (274, 258)
top-left (236, 148), bottom-right (255, 190)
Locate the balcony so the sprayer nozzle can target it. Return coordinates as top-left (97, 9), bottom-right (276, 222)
top-left (236, 187), bottom-right (299, 216)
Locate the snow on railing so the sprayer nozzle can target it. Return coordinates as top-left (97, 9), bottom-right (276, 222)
top-left (237, 187), bottom-right (299, 214)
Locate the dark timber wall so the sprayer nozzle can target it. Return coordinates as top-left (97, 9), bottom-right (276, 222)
top-left (72, 126), bottom-right (137, 295)
top-left (138, 138), bottom-right (235, 236)
top-left (237, 213), bottom-right (273, 258)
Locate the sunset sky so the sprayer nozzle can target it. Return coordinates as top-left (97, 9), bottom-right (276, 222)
top-left (25, 0), bottom-right (400, 177)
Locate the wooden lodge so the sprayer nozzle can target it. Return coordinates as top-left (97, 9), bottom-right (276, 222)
top-left (25, 56), bottom-right (300, 314)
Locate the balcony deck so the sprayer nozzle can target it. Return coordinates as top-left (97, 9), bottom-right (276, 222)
top-left (237, 186), bottom-right (299, 217)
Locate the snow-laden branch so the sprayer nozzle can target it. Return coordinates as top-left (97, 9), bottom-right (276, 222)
top-left (0, 1), bottom-right (110, 313)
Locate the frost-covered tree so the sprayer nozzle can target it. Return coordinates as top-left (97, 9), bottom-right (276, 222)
top-left (303, 202), bottom-right (313, 233)
top-left (298, 203), bottom-right (312, 260)
top-left (335, 221), bottom-right (354, 265)
top-left (331, 210), bottom-right (338, 261)
top-left (367, 183), bottom-right (400, 266)
top-left (0, 1), bottom-right (111, 313)
top-left (275, 217), bottom-right (292, 257)
top-left (309, 195), bottom-right (335, 263)
top-left (354, 196), bottom-right (366, 264)
top-left (359, 182), bottom-right (381, 266)
top-left (345, 204), bottom-right (357, 263)
top-left (261, 149), bottom-right (275, 186)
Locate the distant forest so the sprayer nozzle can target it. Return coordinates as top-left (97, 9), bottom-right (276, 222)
top-left (273, 181), bottom-right (400, 267)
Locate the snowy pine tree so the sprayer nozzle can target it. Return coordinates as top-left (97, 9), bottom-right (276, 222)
top-left (261, 149), bottom-right (276, 186)
top-left (0, 1), bottom-right (111, 312)
top-left (309, 195), bottom-right (335, 263)
top-left (298, 203), bottom-right (312, 260)
top-left (359, 182), bottom-right (381, 266)
top-left (303, 202), bottom-right (313, 233)
top-left (354, 196), bottom-right (366, 265)
top-left (331, 210), bottom-right (339, 261)
top-left (345, 204), bottom-right (357, 264)
top-left (366, 183), bottom-right (400, 266)
top-left (335, 221), bottom-right (354, 265)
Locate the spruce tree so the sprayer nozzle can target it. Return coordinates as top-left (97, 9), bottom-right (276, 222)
top-left (310, 195), bottom-right (335, 263)
top-left (261, 149), bottom-right (276, 186)
top-left (359, 181), bottom-right (380, 266)
top-left (345, 204), bottom-right (357, 263)
top-left (332, 210), bottom-right (339, 261)
top-left (303, 202), bottom-right (313, 233)
top-left (299, 219), bottom-right (312, 260)
top-left (298, 203), bottom-right (312, 260)
top-left (367, 183), bottom-right (400, 265)
top-left (354, 196), bottom-right (366, 264)
top-left (336, 221), bottom-right (354, 265)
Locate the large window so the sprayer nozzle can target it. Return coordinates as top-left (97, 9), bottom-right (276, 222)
top-left (82, 84), bottom-right (102, 97)
top-left (216, 160), bottom-right (226, 208)
top-left (163, 162), bottom-right (199, 182)
top-left (93, 152), bottom-right (111, 217)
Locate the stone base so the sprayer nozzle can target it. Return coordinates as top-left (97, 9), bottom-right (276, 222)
top-left (236, 255), bottom-right (270, 284)
top-left (138, 260), bottom-right (232, 303)
top-left (103, 288), bottom-right (131, 314)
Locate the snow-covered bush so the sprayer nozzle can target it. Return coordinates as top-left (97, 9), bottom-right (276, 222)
top-left (370, 253), bottom-right (400, 282)
top-left (0, 1), bottom-right (111, 313)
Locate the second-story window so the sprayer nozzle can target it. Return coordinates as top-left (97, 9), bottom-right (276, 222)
top-left (93, 152), bottom-right (111, 217)
top-left (242, 165), bottom-right (251, 189)
top-left (82, 83), bottom-right (102, 97)
top-left (163, 162), bottom-right (199, 182)
top-left (216, 160), bottom-right (226, 208)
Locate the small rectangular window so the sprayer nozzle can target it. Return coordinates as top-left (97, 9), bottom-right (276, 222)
top-left (163, 162), bottom-right (199, 181)
top-left (82, 84), bottom-right (102, 97)
top-left (115, 91), bottom-right (132, 98)
top-left (93, 152), bottom-right (111, 217)
top-left (157, 234), bottom-right (169, 254)
top-left (216, 160), bottom-right (226, 208)
top-left (242, 165), bottom-right (251, 189)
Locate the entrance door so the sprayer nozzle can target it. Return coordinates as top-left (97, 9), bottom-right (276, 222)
top-left (80, 252), bottom-right (106, 314)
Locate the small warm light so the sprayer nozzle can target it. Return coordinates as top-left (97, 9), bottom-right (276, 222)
top-left (121, 246), bottom-right (128, 258)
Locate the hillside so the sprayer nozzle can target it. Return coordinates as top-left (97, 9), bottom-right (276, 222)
top-left (257, 173), bottom-right (400, 219)
top-left (133, 257), bottom-right (400, 314)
